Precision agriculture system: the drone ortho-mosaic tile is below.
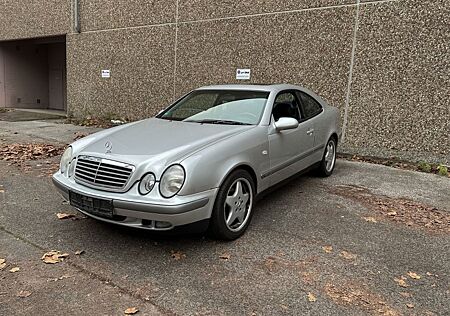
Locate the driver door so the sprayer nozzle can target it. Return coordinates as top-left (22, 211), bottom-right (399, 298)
top-left (266, 91), bottom-right (315, 185)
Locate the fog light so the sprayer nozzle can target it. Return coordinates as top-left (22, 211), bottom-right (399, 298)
top-left (155, 221), bottom-right (172, 229)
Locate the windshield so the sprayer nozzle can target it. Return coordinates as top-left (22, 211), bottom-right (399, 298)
top-left (158, 90), bottom-right (269, 125)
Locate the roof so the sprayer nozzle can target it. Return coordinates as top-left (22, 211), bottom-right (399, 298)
top-left (195, 84), bottom-right (303, 93)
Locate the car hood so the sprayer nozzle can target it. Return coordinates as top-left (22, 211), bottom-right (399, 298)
top-left (77, 118), bottom-right (253, 167)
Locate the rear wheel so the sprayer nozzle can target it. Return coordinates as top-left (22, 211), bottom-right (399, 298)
top-left (317, 137), bottom-right (337, 177)
top-left (208, 170), bottom-right (255, 240)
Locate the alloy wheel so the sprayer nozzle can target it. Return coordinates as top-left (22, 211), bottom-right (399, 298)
top-left (223, 178), bottom-right (253, 232)
top-left (325, 140), bottom-right (336, 172)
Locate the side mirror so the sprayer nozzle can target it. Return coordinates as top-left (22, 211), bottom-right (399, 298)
top-left (274, 117), bottom-right (299, 131)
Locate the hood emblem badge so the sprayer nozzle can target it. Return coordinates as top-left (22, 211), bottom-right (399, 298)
top-left (105, 141), bottom-right (113, 153)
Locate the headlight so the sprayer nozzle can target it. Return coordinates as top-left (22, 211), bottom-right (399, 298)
top-left (159, 165), bottom-right (185, 198)
top-left (60, 147), bottom-right (73, 175)
top-left (138, 173), bottom-right (156, 195)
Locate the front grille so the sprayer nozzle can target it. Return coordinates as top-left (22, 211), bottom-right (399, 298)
top-left (74, 155), bottom-right (134, 191)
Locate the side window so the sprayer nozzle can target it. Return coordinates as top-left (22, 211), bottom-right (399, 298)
top-left (297, 91), bottom-right (322, 119)
top-left (272, 92), bottom-right (301, 122)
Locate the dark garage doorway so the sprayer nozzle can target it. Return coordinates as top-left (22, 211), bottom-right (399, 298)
top-left (0, 36), bottom-right (67, 113)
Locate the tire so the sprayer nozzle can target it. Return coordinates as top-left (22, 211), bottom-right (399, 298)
top-left (208, 169), bottom-right (255, 240)
top-left (316, 137), bottom-right (337, 177)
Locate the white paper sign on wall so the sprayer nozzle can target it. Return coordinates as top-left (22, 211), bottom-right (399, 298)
top-left (101, 70), bottom-right (111, 78)
top-left (236, 69), bottom-right (251, 80)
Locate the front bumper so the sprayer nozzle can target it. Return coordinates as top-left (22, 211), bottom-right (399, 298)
top-left (52, 173), bottom-right (217, 231)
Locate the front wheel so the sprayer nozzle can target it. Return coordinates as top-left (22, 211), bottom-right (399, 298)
top-left (317, 137), bottom-right (337, 177)
top-left (208, 170), bottom-right (255, 240)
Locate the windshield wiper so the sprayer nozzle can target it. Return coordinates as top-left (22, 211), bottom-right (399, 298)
top-left (185, 119), bottom-right (252, 126)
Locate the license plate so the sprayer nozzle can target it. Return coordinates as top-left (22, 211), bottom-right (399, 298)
top-left (69, 191), bottom-right (114, 219)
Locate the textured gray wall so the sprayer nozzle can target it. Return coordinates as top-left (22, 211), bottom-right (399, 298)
top-left (0, 0), bottom-right (72, 40)
top-left (0, 0), bottom-right (448, 163)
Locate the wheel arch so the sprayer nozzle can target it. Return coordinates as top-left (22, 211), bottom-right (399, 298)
top-left (330, 132), bottom-right (338, 145)
top-left (219, 163), bottom-right (258, 193)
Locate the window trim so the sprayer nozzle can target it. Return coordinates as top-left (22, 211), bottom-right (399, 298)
top-left (270, 90), bottom-right (303, 124)
top-left (296, 90), bottom-right (323, 122)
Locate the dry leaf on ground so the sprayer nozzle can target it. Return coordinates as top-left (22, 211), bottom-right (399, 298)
top-left (0, 188), bottom-right (4, 193)
top-left (171, 251), bottom-right (186, 261)
top-left (394, 277), bottom-right (408, 288)
top-left (75, 250), bottom-right (85, 255)
top-left (41, 251), bottom-right (69, 264)
top-left (363, 216), bottom-right (378, 223)
top-left (9, 267), bottom-right (20, 273)
top-left (307, 292), bottom-right (317, 302)
top-left (17, 290), bottom-right (32, 298)
top-left (219, 253), bottom-right (231, 260)
top-left (56, 213), bottom-right (76, 220)
top-left (124, 307), bottom-right (139, 314)
top-left (322, 246), bottom-right (333, 253)
top-left (339, 251), bottom-right (357, 260)
top-left (280, 304), bottom-right (288, 310)
top-left (407, 271), bottom-right (421, 280)
top-left (331, 185), bottom-right (450, 233)
top-left (73, 132), bottom-right (89, 141)
top-left (0, 143), bottom-right (64, 166)
top-left (0, 259), bottom-right (6, 270)
top-left (406, 303), bottom-right (414, 308)
top-left (324, 283), bottom-right (398, 315)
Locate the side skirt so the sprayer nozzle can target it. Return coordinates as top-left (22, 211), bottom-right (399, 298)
top-left (255, 161), bottom-right (321, 202)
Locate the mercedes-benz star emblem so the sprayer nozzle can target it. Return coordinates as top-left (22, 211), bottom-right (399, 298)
top-left (105, 141), bottom-right (113, 153)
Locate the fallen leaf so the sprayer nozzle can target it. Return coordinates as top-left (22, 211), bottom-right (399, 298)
top-left (406, 303), bottom-right (414, 308)
top-left (322, 246), bottom-right (333, 253)
top-left (394, 277), bottom-right (408, 288)
top-left (0, 189), bottom-right (4, 193)
top-left (124, 307), bottom-right (139, 314)
top-left (387, 211), bottom-right (397, 216)
top-left (56, 213), bottom-right (76, 220)
top-left (75, 250), bottom-right (85, 255)
top-left (363, 216), bottom-right (378, 223)
top-left (171, 251), bottom-right (186, 261)
top-left (41, 251), bottom-right (69, 264)
top-left (219, 253), bottom-right (231, 260)
top-left (17, 290), bottom-right (32, 298)
top-left (339, 251), bottom-right (357, 260)
top-left (0, 259), bottom-right (5, 270)
top-left (307, 292), bottom-right (317, 302)
top-left (9, 267), bottom-right (20, 273)
top-left (73, 132), bottom-right (89, 141)
top-left (407, 271), bottom-right (421, 280)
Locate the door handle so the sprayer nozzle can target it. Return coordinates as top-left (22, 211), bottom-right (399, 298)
top-left (306, 129), bottom-right (314, 135)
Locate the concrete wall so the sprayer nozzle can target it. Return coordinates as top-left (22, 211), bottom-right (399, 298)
top-left (0, 0), bottom-right (448, 163)
top-left (0, 49), bottom-right (5, 107)
top-left (0, 0), bottom-right (72, 41)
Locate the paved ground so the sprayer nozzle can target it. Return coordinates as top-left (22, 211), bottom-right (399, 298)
top-left (0, 120), bottom-right (449, 315)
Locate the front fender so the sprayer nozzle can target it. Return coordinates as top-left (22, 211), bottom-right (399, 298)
top-left (178, 127), bottom-right (269, 196)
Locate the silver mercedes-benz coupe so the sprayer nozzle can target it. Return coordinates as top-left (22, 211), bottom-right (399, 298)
top-left (53, 84), bottom-right (340, 240)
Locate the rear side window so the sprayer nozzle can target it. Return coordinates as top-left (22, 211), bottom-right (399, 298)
top-left (297, 91), bottom-right (322, 119)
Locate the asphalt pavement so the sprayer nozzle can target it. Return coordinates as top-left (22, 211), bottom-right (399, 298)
top-left (0, 119), bottom-right (449, 315)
